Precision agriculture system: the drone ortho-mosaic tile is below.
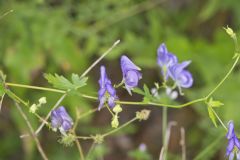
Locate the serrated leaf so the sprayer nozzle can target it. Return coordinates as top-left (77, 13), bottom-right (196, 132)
top-left (44, 73), bottom-right (88, 91)
top-left (208, 106), bottom-right (218, 127)
top-left (71, 74), bottom-right (88, 89)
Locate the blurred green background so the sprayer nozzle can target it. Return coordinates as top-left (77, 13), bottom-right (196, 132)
top-left (1, 0), bottom-right (240, 159)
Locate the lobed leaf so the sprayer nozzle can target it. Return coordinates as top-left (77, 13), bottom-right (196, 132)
top-left (44, 73), bottom-right (88, 91)
top-left (207, 106), bottom-right (218, 127)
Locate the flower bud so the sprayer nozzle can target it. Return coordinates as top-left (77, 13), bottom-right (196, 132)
top-left (224, 26), bottom-right (236, 39)
top-left (136, 109), bottom-right (151, 121)
top-left (113, 104), bottom-right (122, 113)
top-left (111, 115), bottom-right (119, 128)
top-left (29, 104), bottom-right (38, 113)
top-left (38, 97), bottom-right (47, 104)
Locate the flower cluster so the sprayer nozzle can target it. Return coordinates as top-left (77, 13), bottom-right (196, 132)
top-left (98, 66), bottom-right (118, 110)
top-left (157, 43), bottom-right (193, 93)
top-left (226, 121), bottom-right (240, 160)
top-left (98, 56), bottom-right (142, 110)
top-left (51, 106), bottom-right (73, 134)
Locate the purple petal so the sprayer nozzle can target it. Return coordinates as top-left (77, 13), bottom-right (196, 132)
top-left (51, 110), bottom-right (63, 129)
top-left (177, 70), bottom-right (193, 88)
top-left (125, 70), bottom-right (140, 87)
top-left (106, 84), bottom-right (116, 96)
top-left (108, 96), bottom-right (116, 108)
top-left (226, 138), bottom-right (235, 156)
top-left (229, 152), bottom-right (235, 160)
top-left (62, 120), bottom-right (72, 131)
top-left (227, 121), bottom-right (235, 139)
top-left (235, 136), bottom-right (240, 150)
top-left (98, 96), bottom-right (106, 110)
top-left (121, 55), bottom-right (141, 74)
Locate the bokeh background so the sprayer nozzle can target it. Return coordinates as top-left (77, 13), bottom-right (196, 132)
top-left (1, 0), bottom-right (240, 159)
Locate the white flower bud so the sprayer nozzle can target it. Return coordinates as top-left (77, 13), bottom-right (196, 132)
top-left (113, 104), bottom-right (122, 113)
top-left (38, 97), bottom-right (47, 104)
top-left (29, 104), bottom-right (38, 113)
top-left (111, 115), bottom-right (119, 128)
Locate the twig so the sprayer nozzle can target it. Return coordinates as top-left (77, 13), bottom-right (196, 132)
top-left (15, 103), bottom-right (48, 160)
top-left (159, 147), bottom-right (164, 160)
top-left (80, 40), bottom-right (120, 79)
top-left (180, 127), bottom-right (186, 160)
top-left (74, 132), bottom-right (85, 160)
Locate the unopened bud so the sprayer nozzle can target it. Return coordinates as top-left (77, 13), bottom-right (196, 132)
top-left (29, 104), bottom-right (38, 113)
top-left (224, 26), bottom-right (236, 39)
top-left (113, 104), bottom-right (122, 113)
top-left (39, 97), bottom-right (47, 104)
top-left (111, 115), bottom-right (119, 128)
top-left (136, 109), bottom-right (151, 121)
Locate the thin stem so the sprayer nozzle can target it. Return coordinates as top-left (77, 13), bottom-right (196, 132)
top-left (78, 92), bottom-right (206, 108)
top-left (180, 127), bottom-right (186, 160)
top-left (211, 108), bottom-right (228, 131)
top-left (5, 89), bottom-right (28, 106)
top-left (6, 82), bottom-right (65, 93)
top-left (15, 103), bottom-right (48, 160)
top-left (102, 117), bottom-right (137, 137)
top-left (0, 9), bottom-right (13, 19)
top-left (86, 142), bottom-right (96, 160)
top-left (205, 55), bottom-right (240, 99)
top-left (79, 40), bottom-right (120, 79)
top-left (74, 132), bottom-right (85, 160)
top-left (162, 107), bottom-right (167, 160)
top-left (106, 105), bottom-right (114, 117)
top-left (76, 136), bottom-right (93, 140)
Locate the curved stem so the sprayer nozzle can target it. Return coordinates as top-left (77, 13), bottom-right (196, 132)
top-left (102, 117), bottom-right (137, 137)
top-left (205, 55), bottom-right (240, 99)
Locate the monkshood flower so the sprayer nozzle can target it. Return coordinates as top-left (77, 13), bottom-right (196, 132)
top-left (226, 121), bottom-right (240, 160)
top-left (120, 55), bottom-right (142, 95)
top-left (157, 43), bottom-right (178, 80)
top-left (168, 61), bottom-right (193, 90)
top-left (51, 106), bottom-right (73, 134)
top-left (98, 66), bottom-right (117, 110)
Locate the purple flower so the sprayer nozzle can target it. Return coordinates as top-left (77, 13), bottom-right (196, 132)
top-left (51, 106), bottom-right (73, 134)
top-left (157, 43), bottom-right (178, 79)
top-left (168, 61), bottom-right (193, 89)
top-left (98, 66), bottom-right (117, 110)
top-left (120, 55), bottom-right (142, 95)
top-left (226, 121), bottom-right (240, 160)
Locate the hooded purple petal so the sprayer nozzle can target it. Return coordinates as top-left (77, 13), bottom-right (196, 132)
top-left (51, 106), bottom-right (73, 132)
top-left (120, 55), bottom-right (142, 95)
top-left (157, 43), bottom-right (178, 68)
top-left (98, 66), bottom-right (117, 110)
top-left (168, 61), bottom-right (193, 88)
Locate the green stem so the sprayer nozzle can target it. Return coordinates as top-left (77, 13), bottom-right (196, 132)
top-left (6, 82), bottom-right (65, 93)
top-left (211, 108), bottom-right (228, 131)
top-left (162, 107), bottom-right (168, 160)
top-left (205, 55), bottom-right (240, 99)
top-left (79, 40), bottom-right (120, 78)
top-left (102, 117), bottom-right (137, 137)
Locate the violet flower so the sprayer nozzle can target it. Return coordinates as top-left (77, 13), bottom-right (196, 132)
top-left (51, 106), bottom-right (73, 134)
top-left (98, 66), bottom-right (117, 110)
top-left (120, 55), bottom-right (142, 95)
top-left (168, 61), bottom-right (193, 89)
top-left (226, 121), bottom-right (240, 160)
top-left (157, 43), bottom-right (178, 79)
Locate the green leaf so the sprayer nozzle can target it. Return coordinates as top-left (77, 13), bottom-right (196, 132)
top-left (132, 87), bottom-right (145, 95)
top-left (208, 98), bottom-right (224, 107)
top-left (0, 71), bottom-right (6, 97)
top-left (143, 84), bottom-right (151, 97)
top-left (44, 73), bottom-right (88, 91)
top-left (207, 106), bottom-right (218, 127)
